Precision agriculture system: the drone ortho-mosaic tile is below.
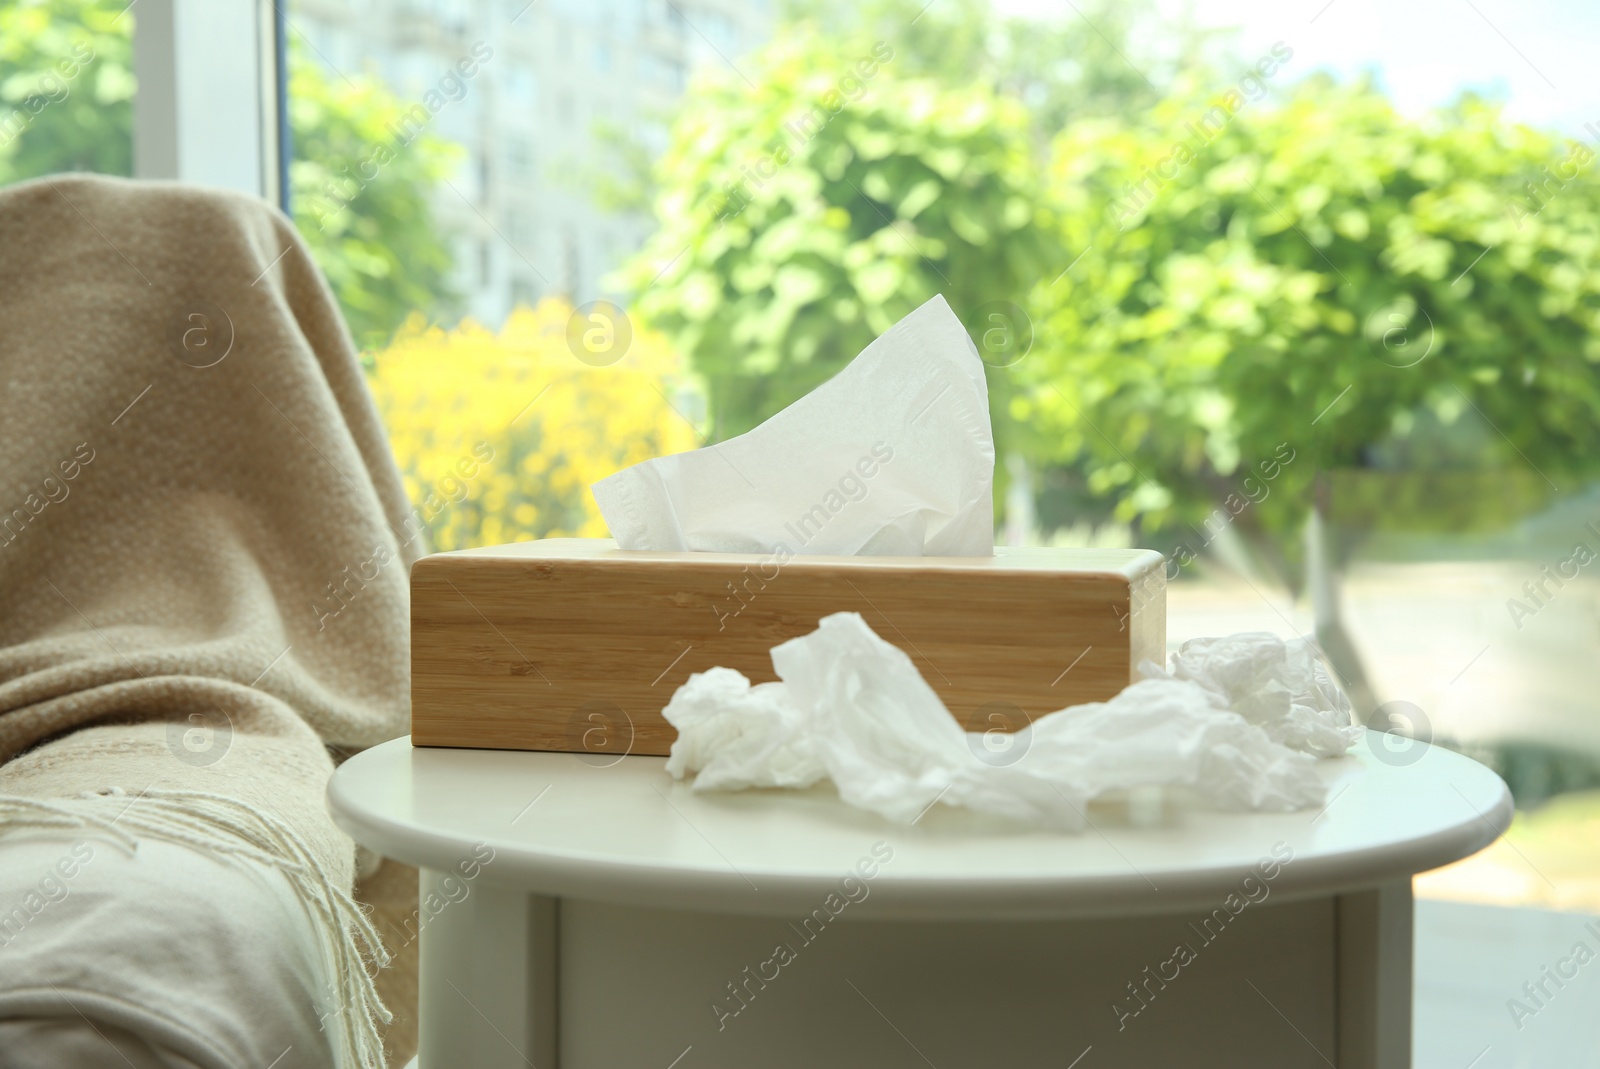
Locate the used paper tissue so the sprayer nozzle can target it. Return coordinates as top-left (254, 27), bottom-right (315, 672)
top-left (665, 613), bottom-right (1362, 831)
top-left (592, 294), bottom-right (994, 556)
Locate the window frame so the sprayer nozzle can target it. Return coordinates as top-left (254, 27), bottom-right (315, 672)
top-left (131, 0), bottom-right (282, 205)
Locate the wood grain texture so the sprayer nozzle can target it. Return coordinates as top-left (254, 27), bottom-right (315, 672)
top-left (411, 539), bottom-right (1167, 755)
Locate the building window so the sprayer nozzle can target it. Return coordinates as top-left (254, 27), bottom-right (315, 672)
top-left (510, 274), bottom-right (542, 308)
top-left (506, 66), bottom-right (538, 107)
top-left (506, 137), bottom-right (535, 177)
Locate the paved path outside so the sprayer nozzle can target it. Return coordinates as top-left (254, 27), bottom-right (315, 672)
top-left (1416, 900), bottom-right (1600, 1068)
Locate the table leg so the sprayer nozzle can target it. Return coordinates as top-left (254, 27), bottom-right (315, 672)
top-left (416, 870), bottom-right (557, 1069)
top-left (1336, 880), bottom-right (1413, 1069)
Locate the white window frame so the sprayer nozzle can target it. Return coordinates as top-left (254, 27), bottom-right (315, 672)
top-left (132, 0), bottom-right (281, 204)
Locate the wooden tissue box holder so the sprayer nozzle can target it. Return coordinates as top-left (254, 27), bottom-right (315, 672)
top-left (410, 538), bottom-right (1167, 756)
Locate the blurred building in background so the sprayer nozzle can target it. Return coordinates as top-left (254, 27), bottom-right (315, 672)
top-left (291, 0), bottom-right (772, 325)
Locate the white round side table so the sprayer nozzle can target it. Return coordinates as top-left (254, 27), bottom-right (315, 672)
top-left (329, 731), bottom-right (1509, 1069)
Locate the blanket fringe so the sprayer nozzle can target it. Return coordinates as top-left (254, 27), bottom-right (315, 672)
top-left (0, 788), bottom-right (392, 1069)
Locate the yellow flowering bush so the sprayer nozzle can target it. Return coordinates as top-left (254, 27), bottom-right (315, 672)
top-left (367, 297), bottom-right (702, 551)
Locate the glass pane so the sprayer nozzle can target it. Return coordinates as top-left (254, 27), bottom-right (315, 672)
top-left (287, 0), bottom-right (1600, 1005)
top-left (283, 1), bottom-right (1600, 1062)
top-left (0, 0), bottom-right (135, 185)
top-left (284, 0), bottom-right (767, 551)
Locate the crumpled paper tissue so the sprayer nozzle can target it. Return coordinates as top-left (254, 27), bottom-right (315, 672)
top-left (1151, 634), bottom-right (1360, 759)
top-left (664, 613), bottom-right (1361, 831)
top-left (592, 294), bottom-right (994, 556)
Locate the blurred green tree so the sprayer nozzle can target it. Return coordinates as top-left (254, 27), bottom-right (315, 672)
top-left (286, 44), bottom-right (460, 351)
top-left (616, 24), bottom-right (1055, 462)
top-left (590, 0), bottom-right (1181, 219)
top-left (0, 0), bottom-right (134, 182)
top-left (785, 0), bottom-right (1218, 138)
top-left (614, 0), bottom-right (1229, 516)
top-left (1026, 75), bottom-right (1600, 705)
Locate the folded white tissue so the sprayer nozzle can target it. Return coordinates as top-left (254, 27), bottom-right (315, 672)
top-left (663, 613), bottom-right (1361, 831)
top-left (592, 294), bottom-right (994, 556)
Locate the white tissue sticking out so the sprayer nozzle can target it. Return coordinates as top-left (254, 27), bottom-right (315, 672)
top-left (592, 294), bottom-right (994, 556)
top-left (664, 613), bottom-right (1356, 832)
top-left (1146, 633), bottom-right (1363, 759)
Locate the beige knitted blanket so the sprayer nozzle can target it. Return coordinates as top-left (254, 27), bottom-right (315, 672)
top-left (0, 174), bottom-right (423, 1065)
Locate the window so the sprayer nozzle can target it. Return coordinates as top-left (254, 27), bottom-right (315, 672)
top-left (280, 0), bottom-right (749, 542)
top-left (4, 2), bottom-right (1599, 1063)
top-left (507, 205), bottom-right (536, 246)
top-left (641, 52), bottom-right (686, 92)
top-left (510, 272), bottom-right (541, 307)
top-left (504, 135), bottom-right (535, 177)
top-left (693, 9), bottom-right (736, 55)
top-left (505, 64), bottom-right (537, 106)
top-left (275, 9), bottom-right (1600, 1058)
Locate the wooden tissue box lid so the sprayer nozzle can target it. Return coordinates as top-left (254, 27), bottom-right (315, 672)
top-left (410, 538), bottom-right (1166, 755)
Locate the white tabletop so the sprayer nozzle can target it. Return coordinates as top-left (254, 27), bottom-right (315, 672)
top-left (328, 731), bottom-right (1511, 920)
